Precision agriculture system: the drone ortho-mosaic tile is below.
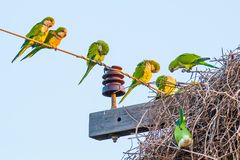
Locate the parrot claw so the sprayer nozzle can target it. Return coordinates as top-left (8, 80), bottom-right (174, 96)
top-left (181, 69), bottom-right (186, 73)
top-left (182, 69), bottom-right (191, 73)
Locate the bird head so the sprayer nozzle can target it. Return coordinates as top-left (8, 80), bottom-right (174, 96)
top-left (155, 75), bottom-right (167, 90)
top-left (147, 60), bottom-right (160, 73)
top-left (56, 27), bottom-right (68, 38)
top-left (97, 40), bottom-right (109, 55)
top-left (156, 75), bottom-right (176, 95)
top-left (42, 16), bottom-right (55, 28)
top-left (168, 59), bottom-right (179, 73)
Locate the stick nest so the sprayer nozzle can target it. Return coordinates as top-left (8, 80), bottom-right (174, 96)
top-left (124, 52), bottom-right (240, 160)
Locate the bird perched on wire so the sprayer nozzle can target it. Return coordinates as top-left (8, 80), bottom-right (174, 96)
top-left (119, 60), bottom-right (160, 104)
top-left (174, 107), bottom-right (193, 148)
top-left (11, 16), bottom-right (55, 63)
top-left (168, 53), bottom-right (218, 72)
top-left (20, 27), bottom-right (68, 61)
top-left (155, 75), bottom-right (176, 95)
top-left (78, 40), bottom-right (109, 85)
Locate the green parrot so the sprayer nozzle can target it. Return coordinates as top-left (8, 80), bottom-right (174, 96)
top-left (174, 108), bottom-right (193, 148)
top-left (169, 53), bottom-right (218, 72)
top-left (119, 60), bottom-right (160, 104)
top-left (155, 75), bottom-right (176, 95)
top-left (78, 40), bottom-right (109, 85)
top-left (11, 16), bottom-right (55, 63)
top-left (20, 27), bottom-right (68, 61)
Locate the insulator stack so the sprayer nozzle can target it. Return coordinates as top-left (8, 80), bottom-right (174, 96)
top-left (102, 65), bottom-right (125, 109)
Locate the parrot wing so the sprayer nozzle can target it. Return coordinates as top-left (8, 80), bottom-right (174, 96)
top-left (174, 126), bottom-right (182, 144)
top-left (21, 23), bottom-right (43, 48)
top-left (78, 43), bottom-right (99, 85)
top-left (119, 62), bottom-right (146, 104)
top-left (132, 61), bottom-right (146, 79)
top-left (176, 53), bottom-right (200, 64)
top-left (26, 23), bottom-right (44, 38)
top-left (86, 42), bottom-right (99, 65)
top-left (87, 42), bottom-right (98, 58)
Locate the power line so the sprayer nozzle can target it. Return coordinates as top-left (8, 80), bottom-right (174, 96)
top-left (0, 28), bottom-right (162, 94)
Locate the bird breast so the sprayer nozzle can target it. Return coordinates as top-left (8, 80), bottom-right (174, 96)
top-left (49, 36), bottom-right (61, 48)
top-left (143, 63), bottom-right (152, 82)
top-left (41, 25), bottom-right (48, 34)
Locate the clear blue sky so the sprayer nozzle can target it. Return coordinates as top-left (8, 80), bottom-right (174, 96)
top-left (1, 0), bottom-right (240, 159)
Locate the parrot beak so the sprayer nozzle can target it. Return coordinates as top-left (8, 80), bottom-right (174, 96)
top-left (57, 32), bottom-right (67, 38)
top-left (151, 64), bottom-right (155, 72)
top-left (98, 45), bottom-right (103, 54)
top-left (44, 20), bottom-right (54, 27)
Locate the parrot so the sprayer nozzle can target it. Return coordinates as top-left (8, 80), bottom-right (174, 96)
top-left (78, 40), bottom-right (109, 85)
top-left (119, 60), bottom-right (160, 104)
top-left (155, 75), bottom-right (176, 95)
top-left (20, 27), bottom-right (68, 61)
top-left (168, 53), bottom-right (218, 72)
top-left (11, 16), bottom-right (55, 63)
top-left (174, 108), bottom-right (193, 148)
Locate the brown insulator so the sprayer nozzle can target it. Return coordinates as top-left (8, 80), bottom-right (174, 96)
top-left (102, 65), bottom-right (125, 109)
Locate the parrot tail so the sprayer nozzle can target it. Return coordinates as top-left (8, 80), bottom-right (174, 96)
top-left (11, 44), bottom-right (31, 63)
top-left (119, 83), bottom-right (138, 104)
top-left (200, 62), bottom-right (219, 69)
top-left (179, 107), bottom-right (184, 125)
top-left (20, 46), bottom-right (43, 61)
top-left (195, 57), bottom-right (210, 63)
top-left (78, 64), bottom-right (95, 85)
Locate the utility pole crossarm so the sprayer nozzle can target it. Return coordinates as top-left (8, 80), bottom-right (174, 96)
top-left (89, 102), bottom-right (153, 141)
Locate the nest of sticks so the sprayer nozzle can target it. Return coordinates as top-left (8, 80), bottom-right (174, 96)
top-left (124, 51), bottom-right (240, 160)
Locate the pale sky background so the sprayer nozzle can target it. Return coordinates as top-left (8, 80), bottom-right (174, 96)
top-left (1, 0), bottom-right (240, 159)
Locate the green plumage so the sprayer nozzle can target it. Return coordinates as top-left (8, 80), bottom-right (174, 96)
top-left (119, 60), bottom-right (160, 104)
top-left (174, 108), bottom-right (193, 148)
top-left (78, 40), bottom-right (109, 85)
top-left (20, 27), bottom-right (67, 61)
top-left (169, 53), bottom-right (218, 72)
top-left (156, 75), bottom-right (168, 91)
top-left (11, 17), bottom-right (55, 63)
